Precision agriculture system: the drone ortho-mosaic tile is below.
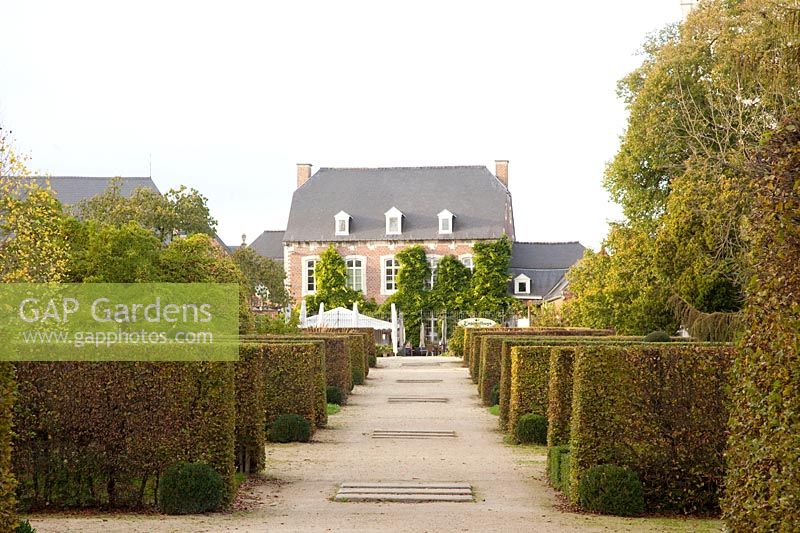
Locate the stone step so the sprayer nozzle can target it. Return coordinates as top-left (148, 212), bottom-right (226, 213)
top-left (372, 429), bottom-right (456, 439)
top-left (396, 379), bottom-right (443, 383)
top-left (387, 397), bottom-right (448, 403)
top-left (335, 482), bottom-right (473, 503)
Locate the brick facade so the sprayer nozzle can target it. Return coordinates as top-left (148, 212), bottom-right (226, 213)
top-left (285, 240), bottom-right (487, 305)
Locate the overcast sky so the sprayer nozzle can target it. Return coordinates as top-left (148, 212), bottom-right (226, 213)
top-left (0, 1), bottom-right (684, 249)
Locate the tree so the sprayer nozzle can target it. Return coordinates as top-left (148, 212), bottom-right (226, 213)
top-left (470, 235), bottom-right (515, 317)
top-left (0, 125), bottom-right (71, 531)
top-left (0, 127), bottom-right (69, 283)
top-left (428, 255), bottom-right (472, 312)
top-left (158, 234), bottom-right (253, 333)
top-left (74, 179), bottom-right (217, 242)
top-left (568, 0), bottom-right (800, 335)
top-left (382, 245), bottom-right (430, 345)
top-left (564, 225), bottom-right (676, 334)
top-left (232, 246), bottom-right (289, 307)
top-left (304, 245), bottom-right (367, 311)
top-left (65, 220), bottom-right (161, 283)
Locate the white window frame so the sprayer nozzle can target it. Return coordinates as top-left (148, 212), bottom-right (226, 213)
top-left (438, 209), bottom-right (454, 235)
top-left (385, 206), bottom-right (403, 236)
top-left (381, 255), bottom-right (399, 295)
top-left (334, 211), bottom-right (350, 236)
top-left (514, 273), bottom-right (531, 295)
top-left (459, 254), bottom-right (474, 271)
top-left (302, 256), bottom-right (320, 295)
top-left (425, 255), bottom-right (442, 290)
top-left (345, 255), bottom-right (367, 293)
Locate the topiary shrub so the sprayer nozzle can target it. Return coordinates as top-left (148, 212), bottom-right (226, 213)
top-left (268, 413), bottom-right (311, 443)
top-left (158, 462), bottom-right (225, 515)
top-left (643, 330), bottom-right (671, 342)
top-left (490, 384), bottom-right (500, 407)
top-left (578, 464), bottom-right (644, 516)
top-left (16, 520), bottom-right (36, 533)
top-left (326, 385), bottom-right (343, 406)
top-left (515, 413), bottom-right (547, 445)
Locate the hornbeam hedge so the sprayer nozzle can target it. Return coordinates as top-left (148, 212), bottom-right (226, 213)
top-left (569, 344), bottom-right (734, 513)
top-left (235, 344), bottom-right (267, 474)
top-left (262, 343), bottom-right (319, 432)
top-left (508, 346), bottom-right (551, 440)
top-left (547, 347), bottom-right (574, 447)
top-left (13, 361), bottom-right (236, 511)
top-left (0, 364), bottom-right (14, 531)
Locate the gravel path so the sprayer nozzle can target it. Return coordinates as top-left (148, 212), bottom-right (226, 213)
top-left (29, 356), bottom-right (722, 532)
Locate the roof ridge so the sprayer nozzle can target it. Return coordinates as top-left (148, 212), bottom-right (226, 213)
top-left (259, 229), bottom-right (285, 234)
top-left (317, 165), bottom-right (487, 171)
top-left (514, 240), bottom-right (582, 245)
top-left (28, 175), bottom-right (153, 180)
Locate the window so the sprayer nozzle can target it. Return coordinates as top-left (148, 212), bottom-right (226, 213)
top-left (303, 257), bottom-right (319, 294)
top-left (459, 254), bottom-right (474, 271)
top-left (382, 256), bottom-right (399, 294)
top-left (346, 257), bottom-right (366, 292)
top-left (514, 274), bottom-right (530, 295)
top-left (425, 255), bottom-right (441, 290)
top-left (334, 211), bottom-right (350, 236)
top-left (385, 207), bottom-right (403, 235)
top-left (438, 209), bottom-right (454, 235)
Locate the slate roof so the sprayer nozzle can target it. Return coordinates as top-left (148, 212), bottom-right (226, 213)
top-left (28, 176), bottom-right (160, 205)
top-left (249, 230), bottom-right (285, 264)
top-left (508, 241), bottom-right (586, 301)
top-left (284, 166), bottom-right (512, 242)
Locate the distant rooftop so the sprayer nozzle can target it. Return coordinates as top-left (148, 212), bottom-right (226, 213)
top-left (27, 176), bottom-right (159, 205)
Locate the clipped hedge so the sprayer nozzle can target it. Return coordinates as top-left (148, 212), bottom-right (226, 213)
top-left (547, 347), bottom-right (574, 446)
top-left (262, 343), bottom-right (318, 434)
top-left (547, 445), bottom-right (571, 492)
top-left (498, 336), bottom-right (642, 431)
top-left (295, 335), bottom-right (351, 402)
top-left (569, 344), bottom-right (734, 513)
top-left (235, 344), bottom-right (266, 474)
top-left (723, 111), bottom-right (800, 532)
top-left (252, 338), bottom-right (327, 428)
top-left (0, 363), bottom-right (14, 531)
top-left (350, 335), bottom-right (367, 386)
top-left (14, 361), bottom-right (236, 510)
top-left (478, 337), bottom-right (506, 406)
top-left (508, 346), bottom-right (552, 440)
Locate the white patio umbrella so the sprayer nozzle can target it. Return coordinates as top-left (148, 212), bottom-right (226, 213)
top-left (318, 302), bottom-right (325, 328)
top-left (352, 301), bottom-right (359, 327)
top-left (419, 321), bottom-right (426, 353)
top-left (299, 299), bottom-right (307, 327)
top-left (390, 303), bottom-right (398, 355)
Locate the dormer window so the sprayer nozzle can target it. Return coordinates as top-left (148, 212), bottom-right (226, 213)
top-left (335, 211), bottom-right (350, 236)
top-left (438, 209), bottom-right (454, 234)
top-left (385, 207), bottom-right (403, 235)
top-left (514, 274), bottom-right (531, 295)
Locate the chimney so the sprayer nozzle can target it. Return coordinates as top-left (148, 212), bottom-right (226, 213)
top-left (495, 160), bottom-right (509, 188)
top-left (297, 163), bottom-right (312, 188)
